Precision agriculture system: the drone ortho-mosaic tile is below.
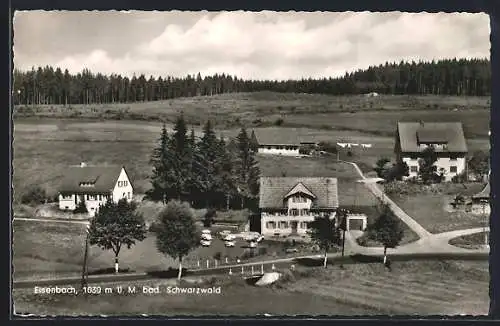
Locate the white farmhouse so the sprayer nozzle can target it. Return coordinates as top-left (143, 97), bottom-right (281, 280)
top-left (259, 177), bottom-right (339, 237)
top-left (250, 129), bottom-right (316, 156)
top-left (58, 163), bottom-right (134, 217)
top-left (394, 122), bottom-right (468, 182)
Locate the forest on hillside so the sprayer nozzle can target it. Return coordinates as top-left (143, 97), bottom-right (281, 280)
top-left (12, 58), bottom-right (491, 106)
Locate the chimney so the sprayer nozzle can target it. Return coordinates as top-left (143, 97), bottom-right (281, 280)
top-left (80, 162), bottom-right (87, 168)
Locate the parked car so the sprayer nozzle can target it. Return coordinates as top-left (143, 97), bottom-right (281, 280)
top-left (201, 233), bottom-right (212, 241)
top-left (285, 248), bottom-right (299, 253)
top-left (200, 239), bottom-right (211, 247)
top-left (219, 230), bottom-right (231, 238)
top-left (243, 232), bottom-right (263, 242)
top-left (224, 240), bottom-right (236, 247)
top-left (223, 234), bottom-right (236, 241)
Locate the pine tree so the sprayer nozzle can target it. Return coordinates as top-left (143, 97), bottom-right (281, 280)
top-left (196, 120), bottom-right (219, 207)
top-left (148, 123), bottom-right (170, 202)
top-left (168, 114), bottom-right (191, 201)
top-left (234, 127), bottom-right (260, 209)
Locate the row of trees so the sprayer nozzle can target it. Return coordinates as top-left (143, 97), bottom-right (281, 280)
top-left (12, 58), bottom-right (491, 106)
top-left (88, 199), bottom-right (404, 281)
top-left (309, 206), bottom-right (404, 269)
top-left (147, 114), bottom-right (260, 210)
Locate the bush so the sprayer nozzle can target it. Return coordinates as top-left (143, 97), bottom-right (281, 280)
top-left (317, 141), bottom-right (338, 154)
top-left (21, 186), bottom-right (47, 205)
top-left (299, 144), bottom-right (315, 155)
top-left (203, 208), bottom-right (217, 227)
top-left (272, 269), bottom-right (296, 289)
top-left (452, 172), bottom-right (467, 183)
top-left (213, 252), bottom-right (222, 261)
top-left (73, 199), bottom-right (88, 214)
top-left (241, 250), bottom-right (255, 260)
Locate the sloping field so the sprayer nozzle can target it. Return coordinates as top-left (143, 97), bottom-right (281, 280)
top-left (12, 260), bottom-right (489, 316)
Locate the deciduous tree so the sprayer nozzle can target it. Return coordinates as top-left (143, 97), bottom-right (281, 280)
top-left (418, 146), bottom-right (439, 184)
top-left (308, 214), bottom-right (341, 268)
top-left (88, 199), bottom-right (147, 273)
top-left (152, 200), bottom-right (199, 280)
top-left (366, 204), bottom-right (404, 267)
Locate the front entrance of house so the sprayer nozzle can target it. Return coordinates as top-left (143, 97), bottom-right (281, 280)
top-left (291, 221), bottom-right (298, 234)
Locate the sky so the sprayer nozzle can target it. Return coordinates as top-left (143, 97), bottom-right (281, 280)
top-left (13, 11), bottom-right (490, 80)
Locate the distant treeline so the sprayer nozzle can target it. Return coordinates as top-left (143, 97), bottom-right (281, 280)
top-left (12, 58), bottom-right (490, 106)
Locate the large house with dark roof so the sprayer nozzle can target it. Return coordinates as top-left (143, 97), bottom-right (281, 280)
top-left (394, 122), bottom-right (468, 182)
top-left (259, 177), bottom-right (339, 236)
top-left (250, 130), bottom-right (316, 156)
top-left (58, 163), bottom-right (134, 216)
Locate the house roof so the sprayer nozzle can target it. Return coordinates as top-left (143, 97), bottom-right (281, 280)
top-left (259, 177), bottom-right (339, 209)
top-left (397, 122), bottom-right (467, 153)
top-left (284, 182), bottom-right (316, 199)
top-left (473, 182), bottom-right (490, 199)
top-left (252, 129), bottom-right (315, 146)
top-left (59, 165), bottom-right (125, 194)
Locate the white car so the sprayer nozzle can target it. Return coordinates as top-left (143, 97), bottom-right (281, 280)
top-left (219, 230), bottom-right (231, 237)
top-left (202, 229), bottom-right (211, 235)
top-left (200, 239), bottom-right (212, 247)
top-left (224, 240), bottom-right (236, 247)
top-left (223, 234), bottom-right (236, 241)
top-left (201, 233), bottom-right (212, 241)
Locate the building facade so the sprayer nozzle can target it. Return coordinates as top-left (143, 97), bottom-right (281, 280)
top-left (394, 122), bottom-right (468, 182)
top-left (58, 163), bottom-right (134, 217)
top-left (259, 177), bottom-right (339, 237)
top-left (250, 130), bottom-right (316, 156)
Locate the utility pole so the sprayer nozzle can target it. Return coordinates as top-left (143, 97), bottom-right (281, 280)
top-left (81, 223), bottom-right (90, 291)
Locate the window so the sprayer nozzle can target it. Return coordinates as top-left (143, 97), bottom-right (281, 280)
top-left (450, 166), bottom-right (458, 173)
top-left (289, 209), bottom-right (299, 216)
top-left (128, 192), bottom-right (131, 199)
top-left (61, 194), bottom-right (72, 200)
top-left (300, 222), bottom-right (308, 229)
top-left (410, 166), bottom-right (418, 173)
top-left (279, 221), bottom-right (288, 229)
top-left (124, 181), bottom-right (128, 187)
top-left (266, 221), bottom-right (276, 229)
top-left (123, 192), bottom-right (126, 198)
top-left (88, 194), bottom-right (97, 201)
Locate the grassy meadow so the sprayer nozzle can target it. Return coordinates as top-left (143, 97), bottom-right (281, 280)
top-left (13, 92), bottom-right (490, 203)
top-left (389, 183), bottom-right (488, 234)
top-left (13, 260), bottom-right (489, 316)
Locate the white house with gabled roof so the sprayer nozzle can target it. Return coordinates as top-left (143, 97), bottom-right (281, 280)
top-left (58, 163), bottom-right (134, 216)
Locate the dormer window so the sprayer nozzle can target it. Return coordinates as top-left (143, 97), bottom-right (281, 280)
top-left (79, 182), bottom-right (95, 187)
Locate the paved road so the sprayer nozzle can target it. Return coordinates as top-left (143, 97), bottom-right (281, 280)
top-left (13, 249), bottom-right (488, 289)
top-left (13, 217), bottom-right (90, 225)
